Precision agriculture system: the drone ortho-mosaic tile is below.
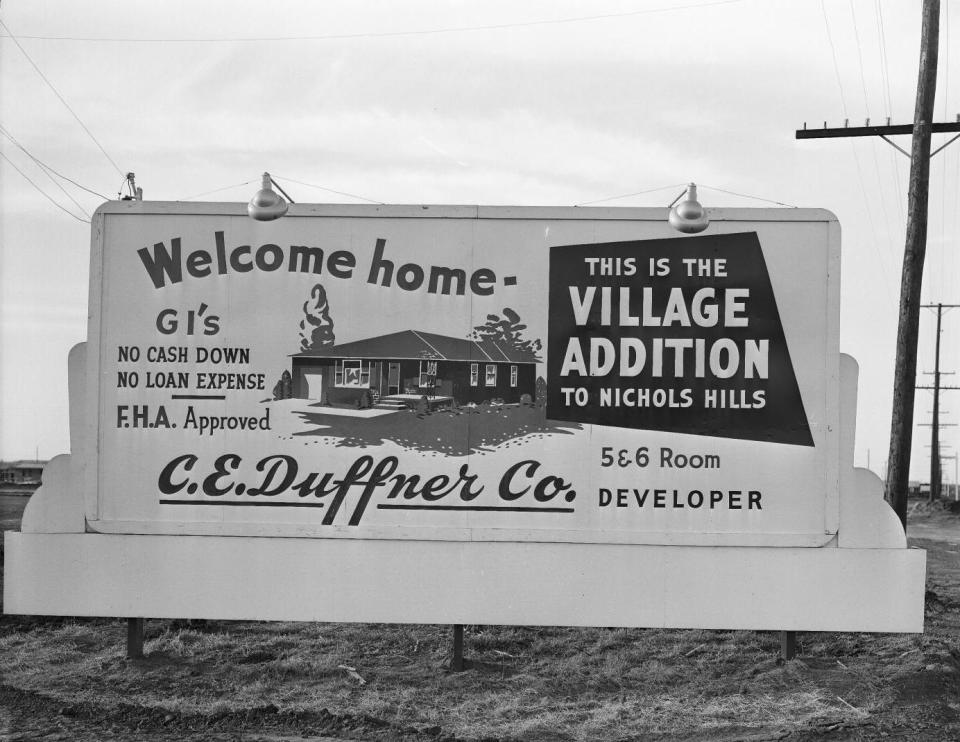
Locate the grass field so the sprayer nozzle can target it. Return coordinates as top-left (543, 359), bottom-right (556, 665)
top-left (1, 500), bottom-right (959, 740)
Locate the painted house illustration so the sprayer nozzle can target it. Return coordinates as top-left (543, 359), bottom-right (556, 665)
top-left (291, 329), bottom-right (537, 408)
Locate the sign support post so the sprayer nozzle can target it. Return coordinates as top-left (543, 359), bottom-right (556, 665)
top-left (780, 630), bottom-right (797, 661)
top-left (452, 624), bottom-right (465, 672)
top-left (127, 618), bottom-right (145, 659)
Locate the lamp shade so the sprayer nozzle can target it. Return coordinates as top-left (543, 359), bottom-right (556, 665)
top-left (668, 183), bottom-right (709, 234)
top-left (248, 172), bottom-right (289, 221)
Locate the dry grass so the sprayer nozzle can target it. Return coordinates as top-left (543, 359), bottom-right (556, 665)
top-left (3, 503), bottom-right (960, 739)
top-left (0, 619), bottom-right (923, 740)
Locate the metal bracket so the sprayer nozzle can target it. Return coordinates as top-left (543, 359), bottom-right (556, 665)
top-left (931, 132), bottom-right (960, 158)
top-left (268, 176), bottom-right (295, 204)
top-left (879, 135), bottom-right (910, 157)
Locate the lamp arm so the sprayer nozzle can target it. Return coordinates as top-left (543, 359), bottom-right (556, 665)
top-left (269, 177), bottom-right (295, 204)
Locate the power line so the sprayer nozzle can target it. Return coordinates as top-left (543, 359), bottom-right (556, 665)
top-left (821, 0), bottom-right (850, 118)
top-left (852, 142), bottom-right (896, 304)
top-left (0, 150), bottom-right (90, 223)
top-left (875, 0), bottom-right (895, 117)
top-left (940, 0), bottom-right (950, 302)
top-left (0, 0), bottom-right (751, 43)
top-left (0, 125), bottom-right (91, 216)
top-left (40, 164), bottom-right (109, 201)
top-left (875, 0), bottom-right (906, 226)
top-left (819, 1), bottom-right (895, 303)
top-left (0, 18), bottom-right (124, 178)
top-left (849, 1), bottom-right (897, 256)
top-left (848, 0), bottom-right (872, 117)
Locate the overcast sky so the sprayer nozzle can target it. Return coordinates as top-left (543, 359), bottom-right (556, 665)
top-left (1, 0), bottom-right (959, 482)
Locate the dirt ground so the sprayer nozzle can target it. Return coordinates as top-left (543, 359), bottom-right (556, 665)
top-left (2, 499), bottom-right (959, 741)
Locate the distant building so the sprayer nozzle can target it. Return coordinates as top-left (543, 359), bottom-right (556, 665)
top-left (907, 481), bottom-right (931, 498)
top-left (0, 459), bottom-right (46, 487)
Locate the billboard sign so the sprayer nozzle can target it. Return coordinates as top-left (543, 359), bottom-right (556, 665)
top-left (86, 203), bottom-right (840, 547)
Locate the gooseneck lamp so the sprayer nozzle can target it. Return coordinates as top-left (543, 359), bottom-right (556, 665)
top-left (248, 172), bottom-right (291, 221)
top-left (668, 183), bottom-right (709, 234)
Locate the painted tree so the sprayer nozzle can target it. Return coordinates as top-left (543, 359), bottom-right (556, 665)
top-left (470, 307), bottom-right (542, 362)
top-left (272, 370), bottom-right (293, 400)
top-left (299, 283), bottom-right (336, 351)
top-left (535, 376), bottom-right (547, 405)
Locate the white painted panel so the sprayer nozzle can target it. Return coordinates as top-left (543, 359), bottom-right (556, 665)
top-left (84, 204), bottom-right (840, 547)
top-left (4, 532), bottom-right (925, 632)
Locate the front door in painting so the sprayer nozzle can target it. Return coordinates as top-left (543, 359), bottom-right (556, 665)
top-left (304, 372), bottom-right (324, 400)
top-left (388, 363), bottom-right (401, 394)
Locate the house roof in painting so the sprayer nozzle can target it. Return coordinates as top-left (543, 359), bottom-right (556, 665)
top-left (292, 330), bottom-right (536, 364)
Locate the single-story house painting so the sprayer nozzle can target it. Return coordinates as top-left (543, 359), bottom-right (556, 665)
top-left (291, 329), bottom-right (537, 408)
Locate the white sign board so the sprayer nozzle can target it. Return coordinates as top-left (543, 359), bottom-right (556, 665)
top-left (5, 202), bottom-right (925, 633)
top-left (85, 203), bottom-right (840, 546)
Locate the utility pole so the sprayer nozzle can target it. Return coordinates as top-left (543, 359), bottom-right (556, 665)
top-left (796, 0), bottom-right (952, 528)
top-left (930, 304), bottom-right (943, 500)
top-left (885, 0), bottom-right (940, 528)
top-left (922, 443), bottom-right (953, 500)
top-left (942, 454), bottom-right (959, 499)
top-left (917, 349), bottom-right (959, 500)
top-left (919, 407), bottom-right (957, 502)
top-left (918, 304), bottom-right (960, 500)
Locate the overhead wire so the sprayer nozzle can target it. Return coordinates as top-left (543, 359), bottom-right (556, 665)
top-left (848, 0), bottom-right (872, 116)
top-left (0, 18), bottom-right (124, 179)
top-left (849, 0), bottom-right (897, 273)
top-left (115, 175), bottom-right (130, 199)
top-left (0, 124), bottom-right (92, 216)
top-left (952, 0), bottom-right (960, 308)
top-left (26, 159), bottom-right (108, 200)
top-left (940, 0), bottom-right (950, 304)
top-left (874, 0), bottom-right (895, 120)
top-left (0, 0), bottom-right (751, 43)
top-left (821, 0), bottom-right (850, 119)
top-left (820, 0), bottom-right (894, 305)
top-left (875, 0), bottom-right (905, 226)
top-left (0, 150), bottom-right (90, 223)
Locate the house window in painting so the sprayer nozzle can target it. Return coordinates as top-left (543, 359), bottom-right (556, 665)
top-left (470, 363), bottom-right (478, 386)
top-left (335, 359), bottom-right (370, 388)
top-left (419, 360), bottom-right (438, 388)
top-left (485, 364), bottom-right (497, 386)
top-left (510, 365), bottom-right (518, 387)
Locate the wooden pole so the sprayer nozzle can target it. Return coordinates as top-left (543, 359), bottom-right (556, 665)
top-left (452, 624), bottom-right (465, 671)
top-left (126, 618), bottom-right (145, 659)
top-left (885, 0), bottom-right (941, 528)
top-left (780, 631), bottom-right (797, 661)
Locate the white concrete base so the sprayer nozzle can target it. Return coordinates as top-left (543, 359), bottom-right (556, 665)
top-left (3, 532), bottom-right (925, 632)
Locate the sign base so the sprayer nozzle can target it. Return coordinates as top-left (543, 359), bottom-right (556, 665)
top-left (3, 531), bottom-right (925, 632)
